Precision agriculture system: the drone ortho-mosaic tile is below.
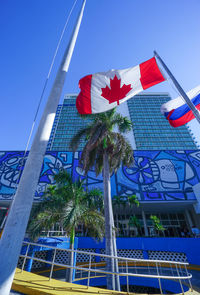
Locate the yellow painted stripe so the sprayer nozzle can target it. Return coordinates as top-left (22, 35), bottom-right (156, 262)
top-left (12, 267), bottom-right (197, 295)
top-left (188, 265), bottom-right (200, 271)
top-left (34, 267), bottom-right (64, 274)
top-left (77, 261), bottom-right (200, 270)
top-left (12, 268), bottom-right (129, 295)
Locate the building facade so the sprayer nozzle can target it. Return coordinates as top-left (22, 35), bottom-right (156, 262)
top-left (127, 93), bottom-right (198, 150)
top-left (1, 93), bottom-right (199, 237)
top-left (47, 95), bottom-right (92, 151)
top-left (47, 93), bottom-right (198, 151)
top-left (0, 150), bottom-right (200, 237)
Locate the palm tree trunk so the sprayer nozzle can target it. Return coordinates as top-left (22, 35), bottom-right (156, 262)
top-left (110, 202), bottom-right (120, 290)
top-left (66, 228), bottom-right (75, 283)
top-left (103, 152), bottom-right (115, 290)
top-left (112, 229), bottom-right (121, 291)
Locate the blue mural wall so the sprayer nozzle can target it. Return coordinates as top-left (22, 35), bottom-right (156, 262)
top-left (0, 150), bottom-right (199, 202)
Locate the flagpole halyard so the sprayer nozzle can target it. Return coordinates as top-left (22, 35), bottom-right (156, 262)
top-left (154, 50), bottom-right (200, 125)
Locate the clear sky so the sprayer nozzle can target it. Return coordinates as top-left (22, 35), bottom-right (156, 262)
top-left (0, 0), bottom-right (200, 150)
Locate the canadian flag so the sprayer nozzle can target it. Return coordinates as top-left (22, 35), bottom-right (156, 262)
top-left (76, 57), bottom-right (165, 114)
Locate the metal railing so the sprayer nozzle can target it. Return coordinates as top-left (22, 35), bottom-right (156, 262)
top-left (19, 241), bottom-right (193, 294)
top-left (40, 230), bottom-right (66, 237)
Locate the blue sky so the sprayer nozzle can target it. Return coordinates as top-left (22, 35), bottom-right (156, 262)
top-left (0, 0), bottom-right (200, 150)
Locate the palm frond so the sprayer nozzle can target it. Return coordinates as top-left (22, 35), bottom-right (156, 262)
top-left (118, 117), bottom-right (132, 133)
top-left (128, 195), bottom-right (140, 207)
top-left (54, 170), bottom-right (73, 186)
top-left (70, 127), bottom-right (92, 151)
top-left (29, 169), bottom-right (105, 241)
top-left (81, 210), bottom-right (105, 240)
top-left (95, 151), bottom-right (104, 176)
top-left (28, 207), bottom-right (62, 240)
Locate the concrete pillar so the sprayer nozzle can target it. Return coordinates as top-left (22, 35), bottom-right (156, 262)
top-left (142, 210), bottom-right (148, 236)
top-left (185, 209), bottom-right (193, 235)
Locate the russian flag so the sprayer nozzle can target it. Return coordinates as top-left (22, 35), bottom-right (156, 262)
top-left (161, 85), bottom-right (200, 127)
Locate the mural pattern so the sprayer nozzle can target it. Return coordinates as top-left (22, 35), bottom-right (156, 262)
top-left (0, 150), bottom-right (199, 202)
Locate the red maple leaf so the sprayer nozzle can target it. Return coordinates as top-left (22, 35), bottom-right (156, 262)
top-left (101, 75), bottom-right (132, 105)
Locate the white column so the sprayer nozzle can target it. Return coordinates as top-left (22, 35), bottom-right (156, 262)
top-left (192, 183), bottom-right (200, 213)
top-left (185, 209), bottom-right (193, 235)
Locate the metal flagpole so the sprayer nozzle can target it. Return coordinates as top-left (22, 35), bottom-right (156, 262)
top-left (154, 50), bottom-right (200, 125)
top-left (0, 1), bottom-right (86, 294)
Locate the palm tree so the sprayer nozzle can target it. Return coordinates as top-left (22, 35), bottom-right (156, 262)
top-left (112, 196), bottom-right (122, 235)
top-left (112, 195), bottom-right (139, 237)
top-left (70, 108), bottom-right (134, 290)
top-left (128, 195), bottom-right (140, 209)
top-left (112, 195), bottom-right (127, 237)
top-left (150, 215), bottom-right (165, 236)
top-left (129, 215), bottom-right (141, 237)
top-left (28, 170), bottom-right (104, 282)
top-left (126, 195), bottom-right (140, 236)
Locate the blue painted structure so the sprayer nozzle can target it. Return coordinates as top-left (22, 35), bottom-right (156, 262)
top-left (0, 150), bottom-right (199, 202)
top-left (21, 237), bottom-right (78, 280)
top-left (78, 237), bottom-right (200, 265)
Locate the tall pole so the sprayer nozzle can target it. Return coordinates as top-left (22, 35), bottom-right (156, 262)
top-left (154, 50), bottom-right (200, 125)
top-left (103, 152), bottom-right (115, 291)
top-left (0, 1), bottom-right (86, 294)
